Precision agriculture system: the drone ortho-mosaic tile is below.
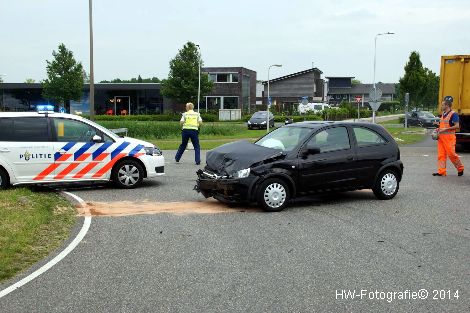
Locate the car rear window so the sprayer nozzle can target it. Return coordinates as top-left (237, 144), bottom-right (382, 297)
top-left (0, 117), bottom-right (49, 142)
top-left (353, 127), bottom-right (387, 147)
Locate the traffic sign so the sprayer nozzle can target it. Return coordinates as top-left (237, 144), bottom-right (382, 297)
top-left (369, 101), bottom-right (382, 111)
top-left (355, 96), bottom-right (362, 103)
top-left (268, 97), bottom-right (272, 105)
top-left (369, 88), bottom-right (382, 102)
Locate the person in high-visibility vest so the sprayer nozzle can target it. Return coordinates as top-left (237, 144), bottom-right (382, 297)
top-left (175, 102), bottom-right (203, 165)
top-left (433, 96), bottom-right (464, 176)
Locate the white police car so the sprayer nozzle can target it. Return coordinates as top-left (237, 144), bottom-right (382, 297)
top-left (0, 111), bottom-right (165, 189)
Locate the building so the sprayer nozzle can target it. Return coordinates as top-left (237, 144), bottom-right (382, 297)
top-left (1, 83), bottom-right (164, 114)
top-left (202, 67), bottom-right (257, 113)
top-left (261, 68), bottom-right (324, 110)
top-left (326, 77), bottom-right (396, 106)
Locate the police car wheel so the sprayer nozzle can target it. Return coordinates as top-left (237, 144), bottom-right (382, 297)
top-left (373, 169), bottom-right (399, 200)
top-left (112, 160), bottom-right (144, 189)
top-left (0, 168), bottom-right (9, 189)
top-left (257, 178), bottom-right (290, 212)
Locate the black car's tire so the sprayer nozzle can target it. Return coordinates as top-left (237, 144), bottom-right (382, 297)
top-left (373, 169), bottom-right (399, 200)
top-left (112, 159), bottom-right (144, 189)
top-left (0, 167), bottom-right (9, 190)
top-left (257, 178), bottom-right (290, 212)
top-left (418, 121), bottom-right (424, 127)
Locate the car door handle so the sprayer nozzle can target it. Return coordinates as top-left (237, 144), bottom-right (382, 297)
top-left (57, 149), bottom-right (67, 155)
top-left (0, 148), bottom-right (10, 152)
top-left (346, 156), bottom-right (354, 161)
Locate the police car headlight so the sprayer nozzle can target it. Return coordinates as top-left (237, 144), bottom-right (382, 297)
top-left (145, 146), bottom-right (162, 156)
top-left (261, 121), bottom-right (267, 125)
top-left (235, 168), bottom-right (250, 178)
top-left (247, 121), bottom-right (251, 124)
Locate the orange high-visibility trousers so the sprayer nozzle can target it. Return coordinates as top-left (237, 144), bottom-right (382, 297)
top-left (437, 134), bottom-right (464, 175)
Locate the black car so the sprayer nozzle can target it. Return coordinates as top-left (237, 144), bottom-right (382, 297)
top-left (404, 111), bottom-right (439, 127)
top-left (196, 121), bottom-right (403, 212)
top-left (247, 111), bottom-right (274, 129)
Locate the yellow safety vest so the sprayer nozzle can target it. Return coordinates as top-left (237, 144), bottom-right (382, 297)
top-left (182, 110), bottom-right (200, 130)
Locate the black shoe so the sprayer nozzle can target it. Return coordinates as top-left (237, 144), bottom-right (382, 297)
top-left (432, 173), bottom-right (443, 176)
top-left (458, 170), bottom-right (464, 176)
top-left (196, 162), bottom-right (200, 165)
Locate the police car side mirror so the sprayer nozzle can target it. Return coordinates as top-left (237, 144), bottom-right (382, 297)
top-left (92, 135), bottom-right (102, 143)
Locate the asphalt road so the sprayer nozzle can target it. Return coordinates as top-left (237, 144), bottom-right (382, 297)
top-left (1, 138), bottom-right (469, 312)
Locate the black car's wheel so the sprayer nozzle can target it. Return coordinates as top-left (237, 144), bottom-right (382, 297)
top-left (373, 169), bottom-right (399, 200)
top-left (112, 159), bottom-right (144, 189)
top-left (0, 168), bottom-right (9, 190)
top-left (257, 178), bottom-right (290, 212)
top-left (418, 121), bottom-right (424, 127)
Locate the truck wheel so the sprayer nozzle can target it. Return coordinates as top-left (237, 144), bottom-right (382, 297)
top-left (257, 178), bottom-right (290, 212)
top-left (112, 159), bottom-right (144, 189)
top-left (373, 169), bottom-right (399, 200)
top-left (0, 168), bottom-right (9, 190)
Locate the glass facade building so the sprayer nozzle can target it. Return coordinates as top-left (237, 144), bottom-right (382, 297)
top-left (1, 83), bottom-right (163, 115)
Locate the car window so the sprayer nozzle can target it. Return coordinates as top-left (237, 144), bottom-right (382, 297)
top-left (0, 117), bottom-right (49, 142)
top-left (53, 118), bottom-right (99, 142)
top-left (353, 127), bottom-right (387, 147)
top-left (253, 112), bottom-right (267, 118)
top-left (314, 105), bottom-right (323, 110)
top-left (255, 126), bottom-right (312, 151)
top-left (308, 127), bottom-right (350, 153)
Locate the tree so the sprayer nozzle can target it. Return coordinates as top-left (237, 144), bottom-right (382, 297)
top-left (25, 78), bottom-right (36, 83)
top-left (99, 76), bottom-right (160, 83)
top-left (161, 41), bottom-right (213, 106)
top-left (42, 43), bottom-right (84, 111)
top-left (421, 68), bottom-right (440, 110)
top-left (351, 79), bottom-right (362, 85)
top-left (398, 51), bottom-right (427, 108)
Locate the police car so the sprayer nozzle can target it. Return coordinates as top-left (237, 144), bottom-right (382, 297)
top-left (0, 110), bottom-right (165, 189)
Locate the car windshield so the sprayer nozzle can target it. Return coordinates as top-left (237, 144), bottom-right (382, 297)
top-left (253, 112), bottom-right (267, 118)
top-left (255, 126), bottom-right (312, 151)
top-left (418, 112), bottom-right (434, 118)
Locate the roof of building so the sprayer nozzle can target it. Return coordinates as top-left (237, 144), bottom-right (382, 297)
top-left (329, 83), bottom-right (396, 95)
top-left (262, 68), bottom-right (323, 85)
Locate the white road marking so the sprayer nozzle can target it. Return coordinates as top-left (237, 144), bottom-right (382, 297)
top-left (0, 192), bottom-right (91, 299)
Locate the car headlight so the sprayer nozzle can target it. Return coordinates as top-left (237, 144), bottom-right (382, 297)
top-left (247, 121), bottom-right (251, 124)
top-left (235, 168), bottom-right (250, 178)
top-left (145, 146), bottom-right (162, 156)
top-left (261, 121), bottom-right (267, 125)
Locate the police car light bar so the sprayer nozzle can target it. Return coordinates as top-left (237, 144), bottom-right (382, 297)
top-left (36, 105), bottom-right (55, 113)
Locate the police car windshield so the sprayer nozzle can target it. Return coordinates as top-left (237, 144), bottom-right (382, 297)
top-left (80, 117), bottom-right (120, 139)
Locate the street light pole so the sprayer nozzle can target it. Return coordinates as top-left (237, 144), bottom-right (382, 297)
top-left (88, 0), bottom-right (95, 120)
top-left (267, 64), bottom-right (282, 133)
top-left (372, 31), bottom-right (394, 123)
top-left (196, 44), bottom-right (201, 113)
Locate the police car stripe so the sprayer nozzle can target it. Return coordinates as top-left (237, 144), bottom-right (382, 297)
top-left (92, 142), bottom-right (112, 160)
top-left (111, 142), bottom-right (131, 159)
top-left (55, 153), bottom-right (92, 179)
top-left (92, 153), bottom-right (127, 178)
top-left (54, 142), bottom-right (76, 161)
top-left (34, 153), bottom-right (73, 180)
top-left (74, 143), bottom-right (94, 161)
top-left (129, 144), bottom-right (144, 157)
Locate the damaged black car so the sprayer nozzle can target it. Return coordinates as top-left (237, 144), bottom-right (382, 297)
top-left (195, 122), bottom-right (404, 212)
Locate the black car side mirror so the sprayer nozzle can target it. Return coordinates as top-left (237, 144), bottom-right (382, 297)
top-left (302, 145), bottom-right (321, 158)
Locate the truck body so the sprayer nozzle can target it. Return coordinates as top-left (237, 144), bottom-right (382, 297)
top-left (439, 55), bottom-right (470, 149)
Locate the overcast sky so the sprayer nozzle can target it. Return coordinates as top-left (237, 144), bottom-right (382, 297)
top-left (1, 0), bottom-right (469, 83)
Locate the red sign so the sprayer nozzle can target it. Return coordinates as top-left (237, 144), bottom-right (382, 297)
top-left (355, 96), bottom-right (362, 103)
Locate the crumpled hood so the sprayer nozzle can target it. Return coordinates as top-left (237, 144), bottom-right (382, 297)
top-left (206, 140), bottom-right (283, 176)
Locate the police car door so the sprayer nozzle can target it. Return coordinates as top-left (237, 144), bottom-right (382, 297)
top-left (50, 117), bottom-right (112, 181)
top-left (0, 116), bottom-right (54, 182)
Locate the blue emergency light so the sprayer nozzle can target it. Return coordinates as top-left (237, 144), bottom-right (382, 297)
top-left (36, 105), bottom-right (55, 112)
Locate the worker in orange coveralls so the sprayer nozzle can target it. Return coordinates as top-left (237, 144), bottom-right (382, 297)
top-left (433, 96), bottom-right (464, 177)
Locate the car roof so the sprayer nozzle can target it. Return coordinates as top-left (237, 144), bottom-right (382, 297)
top-left (285, 121), bottom-right (383, 129)
top-left (0, 112), bottom-right (83, 120)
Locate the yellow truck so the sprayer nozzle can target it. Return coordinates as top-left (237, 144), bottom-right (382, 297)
top-left (439, 55), bottom-right (470, 150)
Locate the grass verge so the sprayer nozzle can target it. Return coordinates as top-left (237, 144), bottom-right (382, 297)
top-left (0, 188), bottom-right (76, 282)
